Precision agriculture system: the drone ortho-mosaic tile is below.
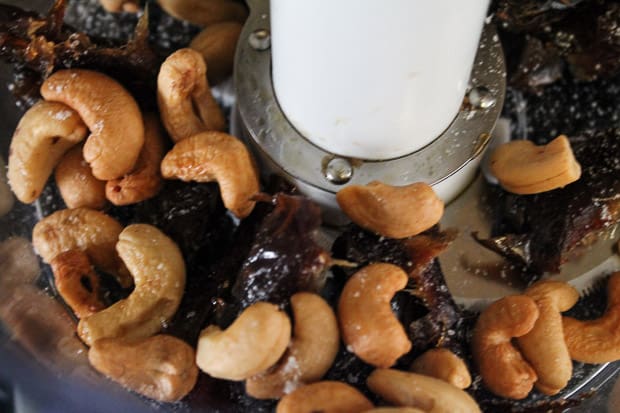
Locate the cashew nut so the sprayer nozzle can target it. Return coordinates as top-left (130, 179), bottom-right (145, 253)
top-left (196, 302), bottom-right (291, 381)
top-left (189, 22), bottom-right (243, 84)
top-left (246, 293), bottom-right (340, 399)
top-left (89, 335), bottom-right (198, 402)
top-left (157, 0), bottom-right (248, 26)
top-left (276, 381), bottom-right (374, 413)
top-left (157, 48), bottom-right (226, 142)
top-left (472, 295), bottom-right (539, 400)
top-left (40, 69), bottom-right (144, 180)
top-left (105, 114), bottom-right (165, 206)
top-left (160, 131), bottom-right (260, 218)
top-left (336, 181), bottom-right (444, 239)
top-left (99, 0), bottom-right (139, 12)
top-left (7, 100), bottom-right (88, 203)
top-left (517, 280), bottom-right (579, 395)
top-left (338, 263), bottom-right (412, 368)
top-left (77, 224), bottom-right (185, 346)
top-left (55, 145), bottom-right (107, 209)
top-left (563, 272), bottom-right (620, 363)
top-left (489, 135), bottom-right (581, 195)
top-left (367, 369), bottom-right (481, 413)
top-left (410, 348), bottom-right (471, 389)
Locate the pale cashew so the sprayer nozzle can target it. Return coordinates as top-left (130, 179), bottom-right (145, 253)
top-left (55, 145), bottom-right (107, 209)
top-left (189, 22), bottom-right (243, 84)
top-left (338, 263), bottom-right (412, 368)
top-left (336, 181), bottom-right (444, 239)
top-left (276, 381), bottom-right (374, 413)
top-left (89, 335), bottom-right (198, 402)
top-left (40, 69), bottom-right (144, 180)
top-left (472, 295), bottom-right (539, 400)
top-left (517, 280), bottom-right (579, 395)
top-left (489, 135), bottom-right (581, 194)
top-left (157, 48), bottom-right (226, 142)
top-left (77, 224), bottom-right (185, 346)
top-left (99, 0), bottom-right (139, 12)
top-left (196, 302), bottom-right (291, 381)
top-left (367, 369), bottom-right (481, 413)
top-left (160, 131), bottom-right (260, 218)
top-left (157, 0), bottom-right (248, 26)
top-left (105, 114), bottom-right (165, 206)
top-left (410, 348), bottom-right (471, 390)
top-left (7, 100), bottom-right (87, 203)
top-left (246, 292), bottom-right (340, 399)
top-left (563, 272), bottom-right (620, 363)
top-left (0, 156), bottom-right (14, 217)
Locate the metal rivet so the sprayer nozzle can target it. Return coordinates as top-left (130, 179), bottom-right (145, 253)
top-left (249, 28), bottom-right (271, 51)
top-left (468, 86), bottom-right (496, 109)
top-left (324, 158), bottom-right (353, 185)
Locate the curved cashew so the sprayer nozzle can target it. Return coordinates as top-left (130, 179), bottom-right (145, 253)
top-left (517, 280), bottom-right (579, 395)
top-left (99, 0), bottom-right (139, 12)
top-left (276, 381), bottom-right (374, 413)
top-left (157, 48), bottom-right (226, 142)
top-left (157, 0), bottom-right (248, 26)
top-left (196, 302), bottom-right (291, 381)
top-left (246, 293), bottom-right (340, 399)
top-left (55, 145), bottom-right (107, 209)
top-left (189, 22), bottom-right (243, 84)
top-left (105, 114), bottom-right (165, 206)
top-left (472, 295), bottom-right (539, 399)
top-left (489, 135), bottom-right (581, 194)
top-left (40, 69), bottom-right (144, 180)
top-left (336, 181), bottom-right (444, 239)
top-left (338, 263), bottom-right (412, 368)
top-left (89, 335), bottom-right (198, 402)
top-left (160, 131), bottom-right (260, 218)
top-left (77, 224), bottom-right (185, 346)
top-left (563, 272), bottom-right (620, 363)
top-left (410, 348), bottom-right (471, 389)
top-left (8, 100), bottom-right (88, 203)
top-left (367, 369), bottom-right (481, 413)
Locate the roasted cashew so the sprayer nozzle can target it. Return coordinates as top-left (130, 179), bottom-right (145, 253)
top-left (410, 348), bottom-right (471, 389)
top-left (99, 0), bottom-right (139, 12)
top-left (563, 272), bottom-right (620, 363)
top-left (336, 181), bottom-right (444, 239)
top-left (8, 100), bottom-right (87, 203)
top-left (196, 302), bottom-right (291, 381)
top-left (276, 381), bottom-right (374, 413)
top-left (89, 335), bottom-right (198, 402)
top-left (40, 69), bottom-right (144, 180)
top-left (189, 21), bottom-right (243, 84)
top-left (472, 295), bottom-right (539, 399)
top-left (246, 293), bottom-right (340, 399)
top-left (77, 224), bottom-right (185, 346)
top-left (489, 135), bottom-right (581, 194)
top-left (157, 0), bottom-right (248, 26)
top-left (160, 131), bottom-right (260, 218)
top-left (157, 48), bottom-right (226, 142)
top-left (55, 145), bottom-right (107, 209)
top-left (338, 263), bottom-right (412, 368)
top-left (367, 369), bottom-right (480, 413)
top-left (517, 280), bottom-right (579, 395)
top-left (105, 114), bottom-right (165, 206)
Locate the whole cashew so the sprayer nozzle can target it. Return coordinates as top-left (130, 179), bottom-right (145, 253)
top-left (276, 381), bottom-right (374, 413)
top-left (157, 0), bottom-right (248, 26)
top-left (40, 69), bottom-right (144, 180)
top-left (8, 100), bottom-right (88, 203)
top-left (517, 280), bottom-right (579, 395)
top-left (157, 48), bottom-right (226, 142)
top-left (410, 348), bottom-right (471, 389)
top-left (196, 302), bottom-right (291, 381)
top-left (77, 224), bottom-right (185, 346)
top-left (563, 272), bottom-right (620, 363)
top-left (160, 131), bottom-right (260, 218)
top-left (472, 295), bottom-right (539, 399)
top-left (55, 145), bottom-right (107, 209)
top-left (89, 335), bottom-right (198, 402)
top-left (336, 181), bottom-right (444, 239)
top-left (246, 293), bottom-right (340, 399)
top-left (189, 22), bottom-right (243, 84)
top-left (338, 263), bottom-right (412, 368)
top-left (99, 0), bottom-right (139, 12)
top-left (367, 369), bottom-right (481, 413)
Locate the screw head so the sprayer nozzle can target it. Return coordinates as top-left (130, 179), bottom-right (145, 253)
top-left (249, 28), bottom-right (271, 51)
top-left (468, 86), bottom-right (496, 109)
top-left (324, 157), bottom-right (353, 185)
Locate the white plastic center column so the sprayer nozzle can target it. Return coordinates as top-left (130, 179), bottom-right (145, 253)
top-left (271, 0), bottom-right (490, 160)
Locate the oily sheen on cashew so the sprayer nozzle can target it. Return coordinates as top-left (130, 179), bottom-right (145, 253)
top-left (55, 145), bottom-right (107, 209)
top-left (517, 280), bottom-right (579, 395)
top-left (410, 348), bottom-right (472, 389)
top-left (8, 100), bottom-right (87, 203)
top-left (160, 131), bottom-right (260, 218)
top-left (472, 295), bottom-right (539, 400)
top-left (157, 0), bottom-right (248, 26)
top-left (336, 181), bottom-right (444, 239)
top-left (189, 22), bottom-right (243, 84)
top-left (338, 263), bottom-right (412, 368)
top-left (77, 224), bottom-right (185, 346)
top-left (367, 369), bottom-right (481, 413)
top-left (40, 69), bottom-right (144, 180)
top-left (246, 293), bottom-right (340, 399)
top-left (196, 302), bottom-right (291, 381)
top-left (276, 381), bottom-right (374, 413)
